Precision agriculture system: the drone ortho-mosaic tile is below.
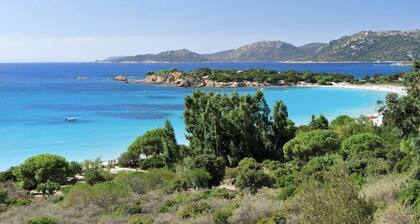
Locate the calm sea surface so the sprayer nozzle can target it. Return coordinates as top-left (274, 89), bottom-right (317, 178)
top-left (0, 63), bottom-right (409, 170)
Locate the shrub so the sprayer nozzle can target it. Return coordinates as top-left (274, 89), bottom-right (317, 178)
top-left (282, 169), bottom-right (374, 224)
top-left (118, 150), bottom-right (140, 167)
top-left (113, 169), bottom-right (176, 194)
top-left (213, 207), bottom-right (235, 224)
top-left (140, 157), bottom-right (166, 170)
top-left (308, 115), bottom-right (329, 130)
top-left (128, 216), bottom-right (154, 224)
top-left (0, 187), bottom-right (7, 204)
top-left (361, 174), bottom-right (405, 204)
top-left (13, 154), bottom-right (69, 190)
top-left (376, 203), bottom-right (415, 224)
top-left (0, 167), bottom-right (16, 182)
top-left (172, 168), bottom-right (212, 190)
top-left (179, 200), bottom-right (211, 219)
top-left (234, 158), bottom-right (273, 193)
top-left (301, 154), bottom-right (342, 175)
top-left (26, 216), bottom-right (58, 224)
top-left (283, 130), bottom-right (340, 161)
top-left (399, 180), bottom-right (420, 211)
top-left (341, 133), bottom-right (385, 158)
top-left (36, 181), bottom-right (60, 196)
top-left (187, 154), bottom-right (226, 186)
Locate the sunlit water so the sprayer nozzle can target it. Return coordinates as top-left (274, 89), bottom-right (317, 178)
top-left (0, 63), bottom-right (409, 170)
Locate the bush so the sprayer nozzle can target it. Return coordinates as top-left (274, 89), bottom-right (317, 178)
top-left (140, 157), bottom-right (166, 170)
top-left (36, 181), bottom-right (60, 196)
top-left (283, 130), bottom-right (340, 161)
top-left (128, 216), bottom-right (154, 224)
top-left (113, 169), bottom-right (176, 194)
top-left (341, 133), bottom-right (385, 158)
top-left (26, 216), bottom-right (58, 224)
top-left (0, 167), bottom-right (16, 182)
top-left (0, 187), bottom-right (7, 204)
top-left (188, 153), bottom-right (226, 186)
top-left (234, 158), bottom-right (273, 193)
top-left (399, 180), bottom-right (420, 211)
top-left (301, 154), bottom-right (342, 175)
top-left (172, 168), bottom-right (212, 190)
top-left (13, 154), bottom-right (69, 190)
top-left (179, 200), bottom-right (210, 219)
top-left (282, 169), bottom-right (374, 224)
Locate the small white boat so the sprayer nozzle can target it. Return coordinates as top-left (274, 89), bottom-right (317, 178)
top-left (65, 117), bottom-right (79, 122)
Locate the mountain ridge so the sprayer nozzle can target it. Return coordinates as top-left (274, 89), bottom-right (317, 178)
top-left (97, 30), bottom-right (420, 63)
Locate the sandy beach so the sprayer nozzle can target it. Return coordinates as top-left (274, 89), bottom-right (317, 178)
top-left (297, 83), bottom-right (406, 95)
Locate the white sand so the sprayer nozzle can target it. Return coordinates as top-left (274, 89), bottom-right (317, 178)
top-left (296, 82), bottom-right (406, 95)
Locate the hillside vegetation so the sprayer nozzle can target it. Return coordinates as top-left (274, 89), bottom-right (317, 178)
top-left (0, 62), bottom-right (419, 224)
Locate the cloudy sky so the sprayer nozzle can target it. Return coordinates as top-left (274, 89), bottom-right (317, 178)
top-left (0, 0), bottom-right (419, 62)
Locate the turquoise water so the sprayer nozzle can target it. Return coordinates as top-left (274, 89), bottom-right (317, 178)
top-left (0, 63), bottom-right (408, 170)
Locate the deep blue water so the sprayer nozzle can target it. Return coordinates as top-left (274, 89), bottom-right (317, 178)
top-left (0, 63), bottom-right (409, 170)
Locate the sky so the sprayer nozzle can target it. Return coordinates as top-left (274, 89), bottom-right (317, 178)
top-left (0, 0), bottom-right (419, 62)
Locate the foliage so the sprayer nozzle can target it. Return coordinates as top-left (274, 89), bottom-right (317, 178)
top-left (119, 120), bottom-right (180, 168)
top-left (128, 216), bottom-right (154, 224)
top-left (172, 167), bottom-right (212, 190)
top-left (184, 91), bottom-right (294, 166)
top-left (309, 114), bottom-right (329, 130)
top-left (186, 153), bottom-right (226, 186)
top-left (179, 200), bottom-right (210, 219)
top-left (113, 169), bottom-right (176, 194)
top-left (82, 158), bottom-right (109, 185)
top-left (13, 154), bottom-right (69, 190)
top-left (283, 130), bottom-right (340, 161)
top-left (399, 180), bottom-right (420, 211)
top-left (67, 161), bottom-right (82, 178)
top-left (282, 168), bottom-right (374, 224)
top-left (36, 181), bottom-right (60, 196)
top-left (301, 154), bottom-right (343, 175)
top-left (341, 133), bottom-right (385, 158)
top-left (233, 158), bottom-right (273, 193)
top-left (0, 187), bottom-right (7, 204)
top-left (26, 216), bottom-right (58, 224)
top-left (0, 167), bottom-right (16, 182)
top-left (139, 157), bottom-right (166, 170)
top-left (330, 115), bottom-right (375, 139)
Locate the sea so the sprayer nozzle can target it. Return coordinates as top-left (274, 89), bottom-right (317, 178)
top-left (0, 62), bottom-right (410, 170)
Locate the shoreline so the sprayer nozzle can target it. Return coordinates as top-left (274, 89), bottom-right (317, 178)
top-left (294, 83), bottom-right (406, 95)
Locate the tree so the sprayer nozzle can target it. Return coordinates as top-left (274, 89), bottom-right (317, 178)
top-left (161, 120), bottom-right (180, 167)
top-left (341, 133), bottom-right (385, 158)
top-left (283, 130), bottom-right (340, 161)
top-left (82, 158), bottom-right (108, 185)
top-left (309, 114), bottom-right (329, 130)
top-left (67, 161), bottom-right (82, 178)
top-left (13, 154), bottom-right (69, 190)
top-left (272, 101), bottom-right (296, 161)
top-left (412, 61), bottom-right (420, 73)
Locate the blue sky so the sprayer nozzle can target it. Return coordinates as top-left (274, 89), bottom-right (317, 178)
top-left (0, 0), bottom-right (419, 62)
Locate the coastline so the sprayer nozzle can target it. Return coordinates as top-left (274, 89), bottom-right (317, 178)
top-left (295, 83), bottom-right (406, 95)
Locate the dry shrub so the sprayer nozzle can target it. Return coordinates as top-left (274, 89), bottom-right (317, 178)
top-left (361, 175), bottom-right (406, 205)
top-left (375, 203), bottom-right (414, 224)
top-left (228, 189), bottom-right (281, 224)
top-left (154, 212), bottom-right (181, 224)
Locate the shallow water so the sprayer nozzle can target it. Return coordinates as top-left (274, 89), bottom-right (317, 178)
top-left (0, 63), bottom-right (408, 170)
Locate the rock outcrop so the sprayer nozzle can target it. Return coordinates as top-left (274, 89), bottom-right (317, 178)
top-left (113, 75), bottom-right (128, 82)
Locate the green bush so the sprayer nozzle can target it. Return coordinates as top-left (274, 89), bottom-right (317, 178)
top-left (213, 206), bottom-right (235, 224)
top-left (128, 216), bottom-right (154, 224)
top-left (188, 153), bottom-right (226, 186)
top-left (36, 181), bottom-right (60, 196)
top-left (283, 169), bottom-right (374, 224)
top-left (283, 130), bottom-right (340, 161)
top-left (13, 154), bottom-right (69, 190)
top-left (0, 167), bottom-right (16, 182)
top-left (0, 187), bottom-right (7, 204)
top-left (140, 157), bottom-right (166, 170)
top-left (9, 198), bottom-right (32, 206)
top-left (26, 216), bottom-right (58, 224)
top-left (113, 169), bottom-right (176, 194)
top-left (341, 133), bottom-right (385, 158)
top-left (399, 180), bottom-right (420, 211)
top-left (234, 158), bottom-right (273, 193)
top-left (179, 200), bottom-right (210, 219)
top-left (172, 168), bottom-right (212, 190)
top-left (302, 154), bottom-right (342, 175)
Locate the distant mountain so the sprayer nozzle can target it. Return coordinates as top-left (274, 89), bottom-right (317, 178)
top-left (101, 49), bottom-right (209, 63)
top-left (98, 30), bottom-right (420, 63)
top-left (306, 30), bottom-right (420, 61)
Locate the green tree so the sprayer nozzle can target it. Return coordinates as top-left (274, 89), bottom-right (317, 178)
top-left (272, 100), bottom-right (295, 161)
top-left (13, 154), bottom-right (69, 190)
top-left (188, 153), bottom-right (225, 186)
top-left (341, 133), bottom-right (385, 158)
top-left (67, 161), bottom-right (82, 178)
top-left (412, 61), bottom-right (420, 73)
top-left (309, 114), bottom-right (329, 130)
top-left (283, 130), bottom-right (340, 161)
